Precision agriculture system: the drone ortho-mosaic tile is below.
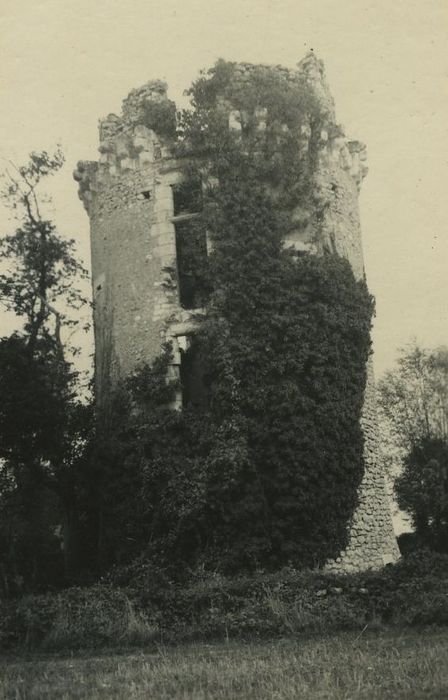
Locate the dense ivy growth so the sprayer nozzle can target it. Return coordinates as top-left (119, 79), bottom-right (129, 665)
top-left (98, 60), bottom-right (374, 573)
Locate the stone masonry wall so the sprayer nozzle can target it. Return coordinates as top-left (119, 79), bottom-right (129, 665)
top-left (74, 88), bottom-right (202, 409)
top-left (74, 54), bottom-right (399, 571)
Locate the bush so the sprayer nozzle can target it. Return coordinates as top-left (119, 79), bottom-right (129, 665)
top-left (1, 585), bottom-right (159, 650)
top-left (3, 552), bottom-right (447, 651)
top-left (142, 99), bottom-right (177, 137)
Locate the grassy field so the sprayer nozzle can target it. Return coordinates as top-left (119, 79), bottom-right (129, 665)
top-left (1, 629), bottom-right (447, 699)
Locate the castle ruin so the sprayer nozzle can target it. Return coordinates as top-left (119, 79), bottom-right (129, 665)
top-left (74, 52), bottom-right (400, 572)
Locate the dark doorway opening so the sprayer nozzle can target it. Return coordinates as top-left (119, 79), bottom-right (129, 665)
top-left (179, 341), bottom-right (209, 410)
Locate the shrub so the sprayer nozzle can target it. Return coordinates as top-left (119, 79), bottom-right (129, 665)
top-left (142, 99), bottom-right (177, 137)
top-left (1, 552), bottom-right (448, 650)
top-left (2, 585), bottom-right (159, 650)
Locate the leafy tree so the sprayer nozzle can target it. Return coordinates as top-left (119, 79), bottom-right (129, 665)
top-left (0, 149), bottom-right (88, 347)
top-left (378, 343), bottom-right (448, 452)
top-left (395, 437), bottom-right (448, 552)
top-left (378, 343), bottom-right (448, 551)
top-left (0, 150), bottom-right (92, 592)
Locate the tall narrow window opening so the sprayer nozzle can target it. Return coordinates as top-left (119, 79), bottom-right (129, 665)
top-left (175, 220), bottom-right (209, 309)
top-left (172, 178), bottom-right (203, 216)
top-left (172, 177), bottom-right (210, 309)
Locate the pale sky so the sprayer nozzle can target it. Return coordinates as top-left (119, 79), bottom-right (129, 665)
top-left (1, 0), bottom-right (447, 377)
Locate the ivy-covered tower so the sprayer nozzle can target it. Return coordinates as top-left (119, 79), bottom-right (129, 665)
top-left (74, 52), bottom-right (399, 572)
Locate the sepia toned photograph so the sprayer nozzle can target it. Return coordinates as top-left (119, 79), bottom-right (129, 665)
top-left (0, 1), bottom-right (447, 697)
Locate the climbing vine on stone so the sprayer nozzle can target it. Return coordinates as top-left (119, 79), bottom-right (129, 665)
top-left (102, 60), bottom-right (375, 573)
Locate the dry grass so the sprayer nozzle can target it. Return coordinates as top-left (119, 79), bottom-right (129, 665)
top-left (1, 629), bottom-right (447, 699)
top-left (43, 597), bottom-right (158, 650)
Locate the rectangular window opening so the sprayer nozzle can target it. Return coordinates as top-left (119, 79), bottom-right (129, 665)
top-left (172, 178), bottom-right (203, 217)
top-left (175, 219), bottom-right (209, 310)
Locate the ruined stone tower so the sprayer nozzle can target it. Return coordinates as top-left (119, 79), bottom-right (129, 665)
top-left (74, 52), bottom-right (399, 572)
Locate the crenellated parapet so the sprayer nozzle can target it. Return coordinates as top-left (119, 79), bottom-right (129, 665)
top-left (73, 80), bottom-right (177, 217)
top-left (73, 122), bottom-right (164, 217)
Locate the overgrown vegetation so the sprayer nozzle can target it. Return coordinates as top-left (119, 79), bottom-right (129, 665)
top-left (94, 60), bottom-right (374, 572)
top-left (187, 63), bottom-right (374, 570)
top-left (1, 62), bottom-right (448, 673)
top-left (1, 551), bottom-right (447, 651)
top-left (142, 98), bottom-right (177, 139)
